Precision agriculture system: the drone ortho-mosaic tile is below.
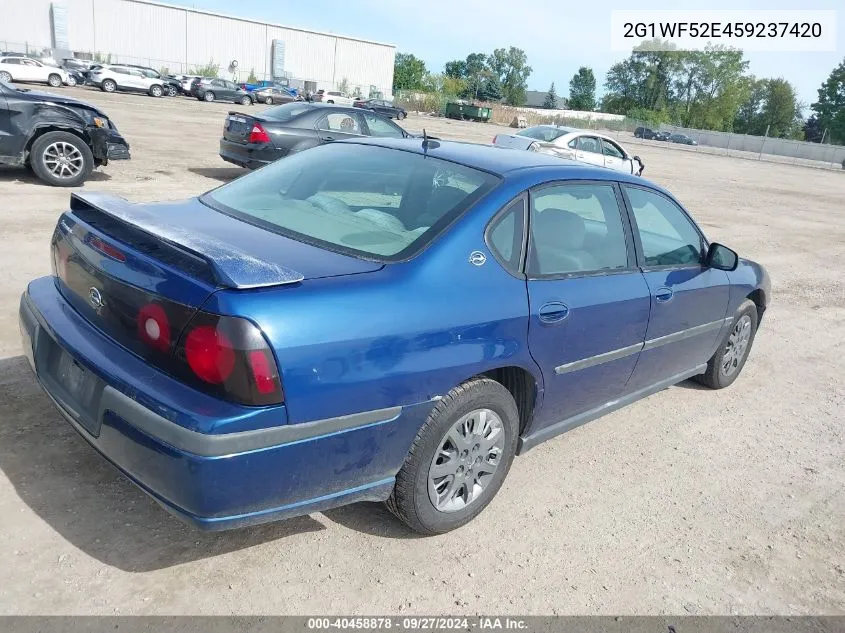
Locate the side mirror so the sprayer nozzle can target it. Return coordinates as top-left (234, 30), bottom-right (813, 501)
top-left (706, 242), bottom-right (739, 271)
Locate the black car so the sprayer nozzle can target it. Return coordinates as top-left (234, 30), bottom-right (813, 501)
top-left (193, 77), bottom-right (253, 104)
top-left (220, 102), bottom-right (412, 169)
top-left (353, 98), bottom-right (407, 120)
top-left (0, 80), bottom-right (129, 186)
top-left (669, 133), bottom-right (698, 146)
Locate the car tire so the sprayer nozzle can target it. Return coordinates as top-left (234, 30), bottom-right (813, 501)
top-left (240, 95), bottom-right (252, 105)
top-left (204, 91), bottom-right (215, 102)
top-left (29, 131), bottom-right (94, 187)
top-left (149, 84), bottom-right (163, 98)
top-left (66, 75), bottom-right (78, 87)
top-left (386, 377), bottom-right (519, 535)
top-left (327, 100), bottom-right (334, 104)
top-left (265, 96), bottom-right (273, 105)
top-left (48, 74), bottom-right (63, 88)
top-left (695, 299), bottom-right (758, 390)
top-left (166, 84), bottom-right (177, 97)
top-left (0, 71), bottom-right (12, 82)
top-left (397, 112), bottom-right (406, 120)
top-left (102, 79), bottom-right (117, 93)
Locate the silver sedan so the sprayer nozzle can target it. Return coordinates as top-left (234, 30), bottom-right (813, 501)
top-left (493, 125), bottom-right (645, 175)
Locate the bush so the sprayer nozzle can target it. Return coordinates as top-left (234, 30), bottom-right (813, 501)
top-left (247, 68), bottom-right (258, 83)
top-left (189, 60), bottom-right (220, 78)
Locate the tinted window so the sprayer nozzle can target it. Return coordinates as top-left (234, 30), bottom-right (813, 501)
top-left (487, 198), bottom-right (526, 275)
top-left (261, 102), bottom-right (312, 122)
top-left (203, 144), bottom-right (499, 259)
top-left (362, 112), bottom-right (403, 138)
top-left (624, 186), bottom-right (703, 267)
top-left (602, 139), bottom-right (624, 159)
top-left (576, 136), bottom-right (602, 153)
top-left (318, 112), bottom-right (364, 134)
top-left (2, 59), bottom-right (21, 65)
top-left (529, 183), bottom-right (629, 276)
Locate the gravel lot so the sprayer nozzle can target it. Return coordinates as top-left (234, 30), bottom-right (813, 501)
top-left (0, 87), bottom-right (843, 615)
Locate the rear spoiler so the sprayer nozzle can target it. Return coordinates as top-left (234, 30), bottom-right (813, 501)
top-left (69, 192), bottom-right (304, 289)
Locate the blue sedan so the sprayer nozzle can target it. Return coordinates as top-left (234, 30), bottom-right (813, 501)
top-left (19, 138), bottom-right (770, 534)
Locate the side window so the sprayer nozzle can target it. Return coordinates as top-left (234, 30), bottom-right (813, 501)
top-left (576, 136), bottom-right (602, 154)
top-left (112, 67), bottom-right (127, 75)
top-left (211, 79), bottom-right (224, 87)
top-left (487, 197), bottom-right (526, 275)
top-left (317, 112), bottom-right (364, 134)
top-left (363, 112), bottom-right (404, 138)
top-left (567, 137), bottom-right (578, 149)
top-left (528, 183), bottom-right (630, 276)
top-left (602, 139), bottom-right (624, 159)
top-left (23, 59), bottom-right (39, 67)
top-left (624, 186), bottom-right (704, 267)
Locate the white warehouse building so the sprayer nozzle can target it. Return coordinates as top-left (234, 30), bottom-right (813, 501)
top-left (0, 0), bottom-right (396, 96)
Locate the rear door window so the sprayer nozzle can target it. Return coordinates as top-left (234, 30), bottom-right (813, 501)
top-left (362, 112), bottom-right (404, 138)
top-left (318, 112), bottom-right (365, 135)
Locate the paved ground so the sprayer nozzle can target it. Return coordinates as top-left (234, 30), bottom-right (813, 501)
top-left (0, 87), bottom-right (843, 615)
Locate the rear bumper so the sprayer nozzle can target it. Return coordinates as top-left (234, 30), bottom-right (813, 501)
top-left (19, 277), bottom-right (428, 530)
top-left (219, 137), bottom-right (281, 169)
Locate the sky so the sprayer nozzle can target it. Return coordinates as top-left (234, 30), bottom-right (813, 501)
top-left (170, 0), bottom-right (843, 109)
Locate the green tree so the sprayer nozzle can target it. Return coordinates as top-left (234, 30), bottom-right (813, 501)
top-left (568, 67), bottom-right (596, 110)
top-left (444, 60), bottom-right (466, 79)
top-left (393, 53), bottom-right (427, 91)
top-left (803, 114), bottom-right (825, 142)
top-left (811, 57), bottom-right (845, 145)
top-left (543, 82), bottom-right (558, 109)
top-left (479, 72), bottom-right (503, 102)
top-left (488, 47), bottom-right (532, 106)
top-left (247, 68), bottom-right (258, 83)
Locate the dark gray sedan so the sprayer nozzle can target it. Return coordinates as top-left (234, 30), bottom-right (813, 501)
top-left (251, 87), bottom-right (299, 105)
top-left (219, 102), bottom-right (412, 169)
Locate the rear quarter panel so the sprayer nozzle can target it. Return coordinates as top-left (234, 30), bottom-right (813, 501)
top-left (203, 179), bottom-right (544, 425)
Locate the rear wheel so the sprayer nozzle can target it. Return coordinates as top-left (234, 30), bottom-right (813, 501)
top-left (165, 84), bottom-right (177, 97)
top-left (397, 111), bottom-right (406, 120)
top-left (695, 300), bottom-right (758, 389)
top-left (240, 95), bottom-right (252, 105)
top-left (149, 84), bottom-right (163, 98)
top-left (264, 96), bottom-right (273, 105)
top-left (387, 377), bottom-right (519, 534)
top-left (204, 91), bottom-right (215, 102)
top-left (327, 99), bottom-right (334, 104)
top-left (0, 71), bottom-right (12, 82)
top-left (29, 131), bottom-right (94, 187)
top-left (101, 79), bottom-right (116, 93)
top-left (66, 75), bottom-right (78, 87)
top-left (48, 74), bottom-right (63, 88)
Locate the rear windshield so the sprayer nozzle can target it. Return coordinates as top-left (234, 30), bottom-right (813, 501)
top-left (518, 126), bottom-right (568, 142)
top-left (260, 102), bottom-right (313, 122)
top-left (202, 143), bottom-right (499, 260)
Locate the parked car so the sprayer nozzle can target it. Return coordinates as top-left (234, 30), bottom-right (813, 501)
top-left (0, 56), bottom-right (68, 88)
top-left (177, 75), bottom-right (203, 94)
top-left (192, 77), bottom-right (253, 104)
top-left (353, 98), bottom-right (406, 120)
top-left (241, 80), bottom-right (295, 96)
top-left (634, 128), bottom-right (671, 142)
top-left (88, 64), bottom-right (168, 97)
top-left (251, 86), bottom-right (299, 105)
top-left (494, 125), bottom-right (645, 175)
top-left (0, 79), bottom-right (129, 186)
top-left (60, 58), bottom-right (97, 73)
top-left (62, 69), bottom-right (86, 87)
top-left (313, 90), bottom-right (355, 105)
top-left (122, 65), bottom-right (181, 96)
top-left (19, 138), bottom-right (769, 534)
top-left (219, 102), bottom-right (411, 169)
top-left (670, 133), bottom-right (698, 145)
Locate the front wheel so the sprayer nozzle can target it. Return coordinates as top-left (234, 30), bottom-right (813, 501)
top-left (0, 71), bottom-right (11, 82)
top-left (48, 74), bottom-right (63, 88)
top-left (166, 84), bottom-right (177, 97)
top-left (66, 75), bottom-right (78, 87)
top-left (29, 131), bottom-right (94, 187)
top-left (240, 95), bottom-right (252, 105)
top-left (101, 79), bottom-right (116, 93)
top-left (203, 91), bottom-right (215, 102)
top-left (265, 96), bottom-right (273, 105)
top-left (397, 111), bottom-right (406, 120)
top-left (387, 377), bottom-right (519, 535)
top-left (695, 300), bottom-right (758, 389)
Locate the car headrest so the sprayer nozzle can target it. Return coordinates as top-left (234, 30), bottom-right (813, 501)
top-left (534, 208), bottom-right (587, 250)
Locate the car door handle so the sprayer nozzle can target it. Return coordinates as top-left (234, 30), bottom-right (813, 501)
top-left (538, 302), bottom-right (570, 323)
top-left (654, 287), bottom-right (674, 303)
top-left (321, 135), bottom-right (335, 141)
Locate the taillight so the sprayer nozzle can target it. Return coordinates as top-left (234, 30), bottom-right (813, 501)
top-left (175, 311), bottom-right (283, 406)
top-left (88, 234), bottom-right (126, 262)
top-left (248, 123), bottom-right (271, 144)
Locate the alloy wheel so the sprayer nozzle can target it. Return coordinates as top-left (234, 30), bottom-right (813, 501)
top-left (42, 141), bottom-right (84, 180)
top-left (427, 408), bottom-right (505, 513)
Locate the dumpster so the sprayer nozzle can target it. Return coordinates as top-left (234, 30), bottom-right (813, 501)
top-left (444, 102), bottom-right (492, 122)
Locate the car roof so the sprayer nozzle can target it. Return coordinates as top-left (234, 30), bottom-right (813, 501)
top-left (345, 138), bottom-right (650, 180)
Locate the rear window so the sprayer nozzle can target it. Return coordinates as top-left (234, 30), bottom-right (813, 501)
top-left (260, 102), bottom-right (313, 122)
top-left (518, 126), bottom-right (568, 142)
top-left (201, 143), bottom-right (499, 260)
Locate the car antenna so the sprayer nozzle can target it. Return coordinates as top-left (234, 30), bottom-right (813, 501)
top-left (422, 129), bottom-right (439, 154)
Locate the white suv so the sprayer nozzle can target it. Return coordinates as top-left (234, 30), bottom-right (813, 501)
top-left (89, 64), bottom-right (167, 97)
top-left (0, 57), bottom-right (68, 87)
